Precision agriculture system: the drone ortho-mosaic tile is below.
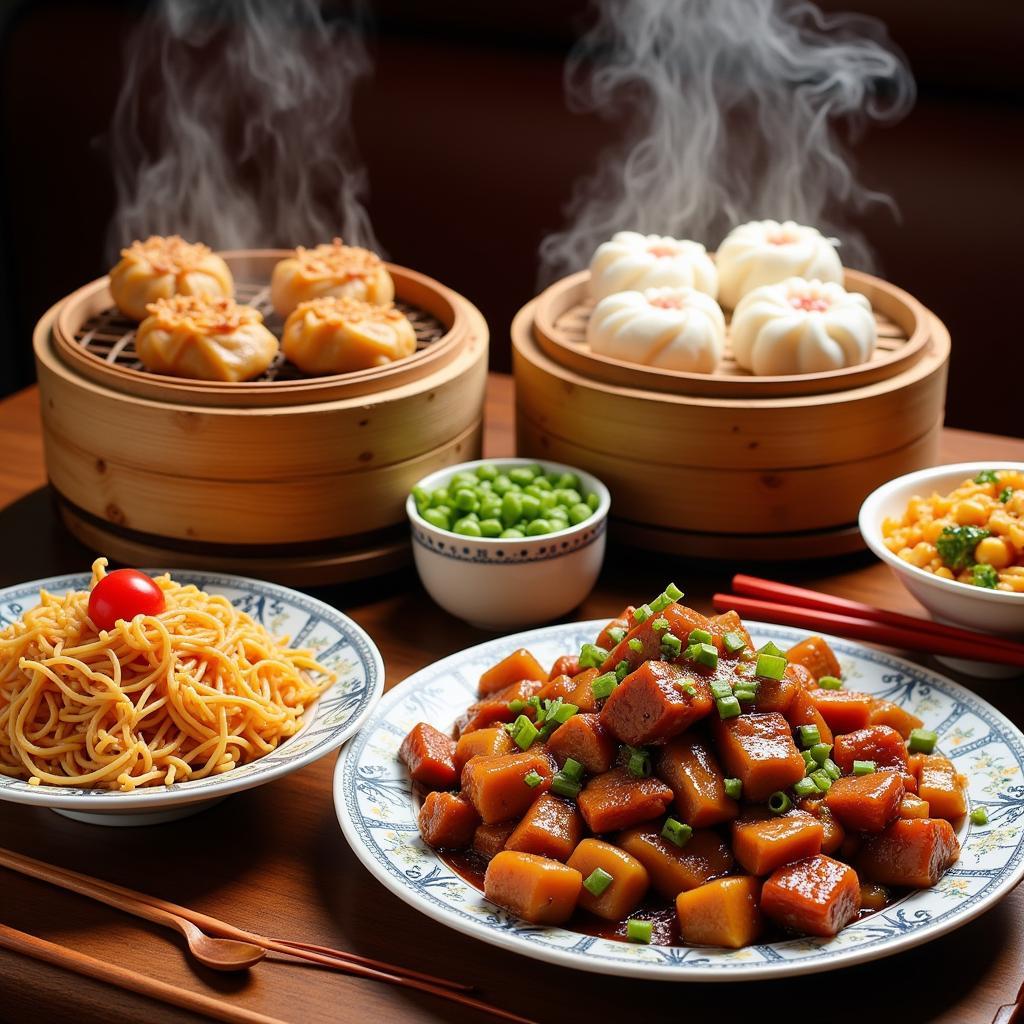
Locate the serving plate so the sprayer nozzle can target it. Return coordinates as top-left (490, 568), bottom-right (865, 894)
top-left (335, 619), bottom-right (1024, 980)
top-left (0, 570), bottom-right (384, 826)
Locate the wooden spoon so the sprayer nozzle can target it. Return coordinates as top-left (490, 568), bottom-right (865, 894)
top-left (0, 852), bottom-right (265, 972)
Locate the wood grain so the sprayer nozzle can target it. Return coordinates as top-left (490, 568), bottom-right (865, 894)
top-left (0, 374), bottom-right (1023, 1024)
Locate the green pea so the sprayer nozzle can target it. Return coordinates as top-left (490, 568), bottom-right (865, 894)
top-left (412, 485), bottom-right (430, 510)
top-left (454, 488), bottom-right (480, 513)
top-left (534, 476), bottom-right (553, 491)
top-left (528, 464), bottom-right (545, 478)
top-left (463, 512), bottom-right (479, 521)
top-left (586, 492), bottom-right (600, 511)
top-left (514, 520), bottom-right (530, 531)
top-left (430, 487), bottom-right (450, 508)
top-left (451, 472), bottom-right (478, 491)
top-left (422, 508), bottom-right (450, 530)
top-left (523, 484), bottom-right (544, 500)
top-left (549, 506), bottom-right (569, 523)
top-left (475, 463), bottom-right (498, 481)
top-left (540, 491), bottom-right (560, 512)
top-left (492, 474), bottom-right (513, 495)
top-left (569, 503), bottom-right (592, 525)
top-left (556, 488), bottom-right (582, 507)
top-left (526, 519), bottom-right (552, 536)
top-left (500, 528), bottom-right (524, 539)
top-left (509, 467), bottom-right (535, 486)
top-left (453, 517), bottom-right (482, 537)
top-left (521, 494), bottom-right (541, 519)
top-left (501, 491), bottom-right (523, 527)
top-left (557, 473), bottom-right (581, 491)
top-left (544, 472), bottom-right (561, 487)
top-left (433, 504), bottom-right (453, 520)
top-left (480, 497), bottom-right (503, 519)
top-left (479, 518), bottom-right (503, 537)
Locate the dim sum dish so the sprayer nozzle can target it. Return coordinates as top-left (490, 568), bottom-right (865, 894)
top-left (135, 294), bottom-right (280, 382)
top-left (0, 562), bottom-right (384, 824)
top-left (271, 238), bottom-right (395, 318)
top-left (336, 583), bottom-right (1024, 978)
top-left (588, 232), bottom-right (718, 302)
top-left (109, 235), bottom-right (234, 321)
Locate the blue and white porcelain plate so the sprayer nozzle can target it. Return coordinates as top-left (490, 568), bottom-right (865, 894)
top-left (0, 570), bottom-right (383, 825)
top-left (335, 620), bottom-right (1024, 980)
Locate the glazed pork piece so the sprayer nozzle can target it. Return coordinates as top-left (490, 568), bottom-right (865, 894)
top-left (399, 583), bottom-right (967, 949)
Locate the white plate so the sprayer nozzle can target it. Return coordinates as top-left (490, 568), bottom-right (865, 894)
top-left (335, 620), bottom-right (1024, 980)
top-left (0, 570), bottom-right (384, 825)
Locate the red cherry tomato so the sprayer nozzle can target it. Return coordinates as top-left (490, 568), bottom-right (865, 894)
top-left (87, 569), bottom-right (166, 631)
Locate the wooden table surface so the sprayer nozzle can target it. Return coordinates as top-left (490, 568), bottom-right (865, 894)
top-left (1, 375), bottom-right (1023, 1024)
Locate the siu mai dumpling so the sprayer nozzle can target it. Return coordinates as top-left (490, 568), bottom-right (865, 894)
top-left (589, 231), bottom-right (718, 301)
top-left (282, 296), bottom-right (416, 375)
top-left (716, 220), bottom-right (842, 308)
top-left (271, 239), bottom-right (394, 318)
top-left (135, 295), bottom-right (279, 382)
top-left (730, 278), bottom-right (876, 375)
top-left (586, 287), bottom-right (725, 373)
top-left (109, 236), bottom-right (233, 321)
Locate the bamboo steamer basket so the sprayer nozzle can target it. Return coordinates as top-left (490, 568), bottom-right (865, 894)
top-left (512, 268), bottom-right (950, 560)
top-left (34, 251), bottom-right (489, 584)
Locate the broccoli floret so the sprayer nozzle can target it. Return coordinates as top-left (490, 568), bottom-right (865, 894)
top-left (971, 563), bottom-right (999, 589)
top-left (999, 486), bottom-right (1014, 503)
top-left (974, 469), bottom-right (999, 485)
top-left (936, 525), bottom-right (990, 570)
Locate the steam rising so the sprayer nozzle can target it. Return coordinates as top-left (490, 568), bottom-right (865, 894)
top-left (539, 0), bottom-right (915, 282)
top-left (106, 0), bottom-right (378, 259)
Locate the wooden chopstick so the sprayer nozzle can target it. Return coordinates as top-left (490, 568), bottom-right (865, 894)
top-left (0, 847), bottom-right (534, 1024)
top-left (713, 592), bottom-right (1024, 668)
top-left (0, 922), bottom-right (288, 1024)
top-left (733, 574), bottom-right (1024, 655)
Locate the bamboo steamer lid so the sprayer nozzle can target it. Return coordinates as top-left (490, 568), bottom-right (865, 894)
top-left (512, 275), bottom-right (950, 555)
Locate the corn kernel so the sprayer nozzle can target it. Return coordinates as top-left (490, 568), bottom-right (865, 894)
top-left (953, 500), bottom-right (987, 526)
top-left (975, 536), bottom-right (1013, 569)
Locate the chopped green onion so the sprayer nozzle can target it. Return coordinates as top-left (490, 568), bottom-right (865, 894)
top-left (908, 728), bottom-right (938, 754)
top-left (717, 695), bottom-right (741, 719)
top-left (759, 641), bottom-right (788, 660)
top-left (633, 604), bottom-right (652, 624)
top-left (507, 699), bottom-right (526, 714)
top-left (661, 817), bottom-right (693, 848)
top-left (972, 563), bottom-right (999, 589)
top-left (970, 807), bottom-right (989, 826)
top-left (797, 724), bottom-right (821, 748)
top-left (626, 919), bottom-right (652, 944)
top-left (660, 633), bottom-right (682, 658)
top-left (793, 777), bottom-right (819, 798)
top-left (723, 631), bottom-right (747, 654)
top-left (810, 742), bottom-right (833, 766)
top-left (550, 772), bottom-right (582, 799)
top-left (579, 643), bottom-right (609, 669)
top-left (818, 675), bottom-right (843, 690)
top-left (724, 777), bottom-right (743, 800)
top-left (853, 760), bottom-right (876, 776)
top-left (652, 617), bottom-right (670, 632)
top-left (768, 791), bottom-right (792, 815)
top-left (710, 680), bottom-right (733, 700)
top-left (523, 770), bottom-right (543, 788)
top-left (755, 653), bottom-right (787, 680)
top-left (823, 758), bottom-right (842, 781)
top-left (591, 672), bottom-right (618, 700)
top-left (583, 867), bottom-right (614, 897)
top-left (809, 769), bottom-right (832, 793)
top-left (688, 628), bottom-right (714, 645)
top-left (974, 469), bottom-right (999, 485)
top-left (561, 757), bottom-right (584, 782)
top-left (802, 749), bottom-right (818, 772)
top-left (548, 700), bottom-right (578, 725)
top-left (615, 660), bottom-right (631, 682)
top-left (627, 747), bottom-right (652, 778)
top-left (508, 715), bottom-right (538, 751)
top-left (999, 486), bottom-right (1013, 503)
top-left (673, 681), bottom-right (699, 698)
top-left (606, 626), bottom-right (627, 646)
top-left (686, 642), bottom-right (718, 670)
top-left (649, 584), bottom-right (683, 613)
top-left (734, 688), bottom-right (757, 703)
top-left (628, 638), bottom-right (644, 654)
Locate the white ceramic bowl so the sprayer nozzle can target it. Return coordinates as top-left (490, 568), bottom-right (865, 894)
top-left (859, 462), bottom-right (1024, 677)
top-left (407, 458), bottom-right (609, 630)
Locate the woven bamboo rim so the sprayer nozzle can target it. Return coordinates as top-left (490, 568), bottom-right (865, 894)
top-left (533, 266), bottom-right (930, 398)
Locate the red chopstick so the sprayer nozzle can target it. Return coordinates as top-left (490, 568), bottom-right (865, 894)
top-left (732, 575), bottom-right (1024, 656)
top-left (712, 593), bottom-right (1024, 668)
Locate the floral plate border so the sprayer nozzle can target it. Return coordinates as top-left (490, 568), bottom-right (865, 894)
top-left (0, 570), bottom-right (384, 813)
top-left (334, 619), bottom-right (1024, 981)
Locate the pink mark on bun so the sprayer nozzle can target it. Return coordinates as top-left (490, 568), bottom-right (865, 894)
top-left (649, 294), bottom-right (686, 310)
top-left (647, 244), bottom-right (678, 258)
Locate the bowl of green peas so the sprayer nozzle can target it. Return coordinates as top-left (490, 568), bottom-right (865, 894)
top-left (407, 458), bottom-right (610, 630)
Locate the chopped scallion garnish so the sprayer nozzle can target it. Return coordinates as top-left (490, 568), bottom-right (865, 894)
top-left (823, 758), bottom-right (842, 781)
top-left (853, 760), bottom-right (875, 776)
top-left (688, 628), bottom-right (713, 646)
top-left (710, 679), bottom-right (733, 700)
top-left (797, 724), bottom-right (821, 748)
top-left (810, 742), bottom-right (833, 766)
top-left (606, 626), bottom-right (627, 646)
top-left (818, 675), bottom-right (843, 690)
top-left (578, 643), bottom-right (609, 669)
top-left (561, 757), bottom-right (584, 783)
top-left (508, 714), bottom-right (538, 751)
top-left (628, 638), bottom-right (644, 654)
top-left (723, 631), bottom-right (746, 654)
top-left (550, 772), bottom-right (582, 799)
top-left (970, 807), bottom-right (989, 826)
top-left (626, 747), bottom-right (652, 778)
top-left (755, 653), bottom-right (787, 680)
top-left (583, 867), bottom-right (614, 897)
top-left (908, 728), bottom-right (938, 754)
top-left (652, 616), bottom-right (670, 632)
top-left (661, 817), bottom-right (693, 848)
top-left (649, 584), bottom-right (683, 613)
top-left (523, 770), bottom-right (543, 788)
top-left (809, 769), bottom-right (832, 793)
top-left (507, 699), bottom-right (526, 714)
top-left (660, 633), bottom-right (682, 658)
top-left (759, 641), bottom-right (787, 660)
top-left (615, 659), bottom-right (631, 682)
top-left (633, 604), bottom-right (652, 624)
top-left (686, 642), bottom-right (718, 670)
top-left (716, 695), bottom-right (741, 719)
top-left (793, 777), bottom-right (819, 798)
top-left (724, 777), bottom-right (742, 800)
top-left (591, 672), bottom-right (618, 700)
top-left (768, 791), bottom-right (792, 815)
top-left (626, 919), bottom-right (652, 944)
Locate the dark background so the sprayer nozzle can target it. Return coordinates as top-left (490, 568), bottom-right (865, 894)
top-left (0, 0), bottom-right (1021, 434)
